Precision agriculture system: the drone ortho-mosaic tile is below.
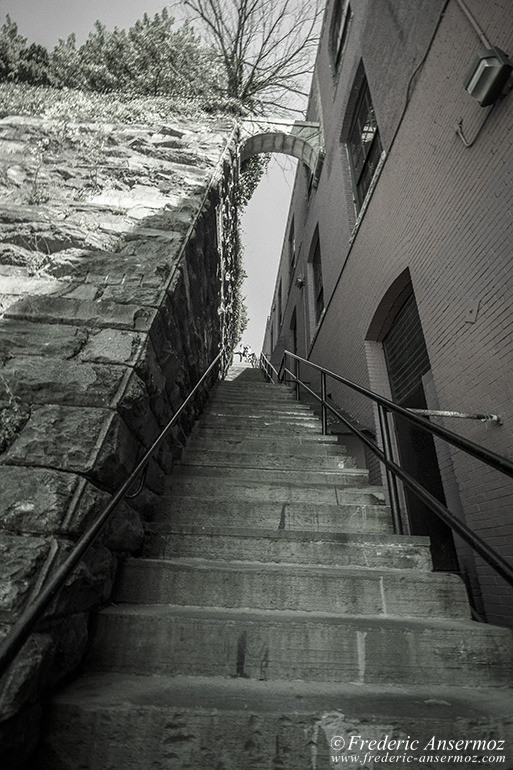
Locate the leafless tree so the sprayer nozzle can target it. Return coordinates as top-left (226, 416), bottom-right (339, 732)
top-left (182, 0), bottom-right (323, 114)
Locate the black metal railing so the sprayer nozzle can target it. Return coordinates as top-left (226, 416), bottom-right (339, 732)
top-left (261, 350), bottom-right (513, 590)
top-left (259, 352), bottom-right (279, 382)
top-left (0, 351), bottom-right (223, 677)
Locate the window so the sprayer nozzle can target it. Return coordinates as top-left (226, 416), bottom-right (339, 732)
top-left (331, 0), bottom-right (352, 72)
top-left (288, 219), bottom-right (296, 284)
top-left (290, 308), bottom-right (298, 354)
top-left (312, 240), bottom-right (324, 324)
top-left (278, 279), bottom-right (283, 324)
top-left (348, 76), bottom-right (382, 211)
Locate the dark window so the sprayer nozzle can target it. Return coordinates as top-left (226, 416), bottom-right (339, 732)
top-left (348, 77), bottom-right (382, 211)
top-left (290, 309), bottom-right (298, 354)
top-left (312, 240), bottom-right (324, 324)
top-left (288, 219), bottom-right (296, 284)
top-left (331, 0), bottom-right (351, 71)
top-left (278, 279), bottom-right (283, 323)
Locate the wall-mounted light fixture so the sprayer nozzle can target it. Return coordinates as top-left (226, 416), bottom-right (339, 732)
top-left (295, 275), bottom-right (305, 289)
top-left (464, 47), bottom-right (512, 106)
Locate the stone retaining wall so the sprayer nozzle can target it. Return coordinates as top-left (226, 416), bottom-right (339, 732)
top-left (0, 109), bottom-right (239, 766)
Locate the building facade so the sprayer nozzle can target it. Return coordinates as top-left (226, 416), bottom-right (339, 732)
top-left (264, 0), bottom-right (513, 627)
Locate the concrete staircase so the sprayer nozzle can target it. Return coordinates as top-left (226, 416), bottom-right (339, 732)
top-left (36, 364), bottom-right (513, 768)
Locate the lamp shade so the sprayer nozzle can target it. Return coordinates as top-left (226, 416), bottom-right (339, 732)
top-left (464, 47), bottom-right (512, 107)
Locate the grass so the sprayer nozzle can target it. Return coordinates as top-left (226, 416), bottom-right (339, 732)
top-left (0, 82), bottom-right (244, 125)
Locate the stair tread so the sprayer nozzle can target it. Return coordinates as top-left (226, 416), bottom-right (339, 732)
top-left (144, 524), bottom-right (428, 544)
top-left (122, 555), bottom-right (449, 579)
top-left (99, 603), bottom-right (495, 630)
top-left (47, 672), bottom-right (513, 718)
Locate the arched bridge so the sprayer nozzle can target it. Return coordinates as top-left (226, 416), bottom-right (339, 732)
top-left (239, 118), bottom-right (324, 186)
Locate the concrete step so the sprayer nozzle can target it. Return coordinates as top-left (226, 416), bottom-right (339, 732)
top-left (197, 415), bottom-right (322, 431)
top-left (113, 558), bottom-right (467, 618)
top-left (184, 434), bottom-right (347, 456)
top-left (210, 393), bottom-right (299, 406)
top-left (37, 673), bottom-right (513, 769)
top-left (223, 366), bottom-right (267, 382)
top-left (153, 498), bottom-right (393, 533)
top-left (142, 526), bottom-right (432, 569)
top-left (170, 463), bottom-right (369, 487)
top-left (165, 474), bottom-right (373, 506)
top-left (192, 424), bottom-right (340, 442)
top-left (204, 401), bottom-right (314, 414)
top-left (86, 605), bottom-right (513, 687)
top-left (216, 387), bottom-right (294, 398)
top-left (209, 391), bottom-right (299, 403)
top-left (179, 447), bottom-right (357, 471)
top-left (217, 379), bottom-right (291, 390)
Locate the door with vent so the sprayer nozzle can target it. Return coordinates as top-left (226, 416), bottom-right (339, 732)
top-left (383, 293), bottom-right (458, 570)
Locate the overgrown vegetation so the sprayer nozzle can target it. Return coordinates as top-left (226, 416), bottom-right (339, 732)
top-left (1, 2), bottom-right (321, 115)
top-left (0, 81), bottom-right (240, 124)
top-left (0, 11), bottom-right (223, 100)
top-left (237, 155), bottom-right (270, 207)
top-left (1, 3), bottom-right (318, 351)
top-left (0, 373), bottom-right (29, 453)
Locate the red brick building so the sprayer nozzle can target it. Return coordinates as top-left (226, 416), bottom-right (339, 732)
top-left (264, 0), bottom-right (513, 627)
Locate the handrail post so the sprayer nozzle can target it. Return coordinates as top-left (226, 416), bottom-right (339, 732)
top-left (378, 404), bottom-right (403, 535)
top-left (321, 371), bottom-right (327, 435)
top-left (294, 356), bottom-right (300, 401)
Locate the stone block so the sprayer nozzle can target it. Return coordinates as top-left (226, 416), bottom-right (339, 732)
top-left (126, 487), bottom-right (161, 522)
top-left (43, 247), bottom-right (179, 287)
top-left (0, 466), bottom-right (143, 551)
top-left (49, 544), bottom-right (116, 619)
top-left (79, 328), bottom-right (145, 366)
top-left (0, 275), bottom-right (67, 297)
top-left (0, 357), bottom-right (129, 407)
top-left (63, 284), bottom-right (100, 301)
top-left (2, 405), bottom-right (140, 489)
top-left (4, 295), bottom-right (156, 331)
top-left (0, 614), bottom-right (87, 724)
top-left (115, 370), bottom-right (162, 447)
top-left (98, 283), bottom-right (163, 307)
top-left (0, 533), bottom-right (52, 621)
top-left (0, 319), bottom-right (87, 360)
top-left (0, 629), bottom-right (51, 720)
top-left (101, 502), bottom-right (144, 554)
top-left (45, 612), bottom-right (89, 685)
top-left (0, 702), bottom-right (41, 770)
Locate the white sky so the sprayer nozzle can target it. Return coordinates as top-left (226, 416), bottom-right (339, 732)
top-left (1, 0), bottom-right (295, 353)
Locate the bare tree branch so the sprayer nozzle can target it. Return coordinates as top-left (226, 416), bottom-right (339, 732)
top-left (183, 0), bottom-right (322, 115)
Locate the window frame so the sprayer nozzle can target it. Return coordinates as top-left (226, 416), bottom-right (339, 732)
top-left (347, 76), bottom-right (382, 211)
top-left (331, 0), bottom-right (352, 73)
top-left (288, 219), bottom-right (296, 286)
top-left (311, 239), bottom-right (324, 325)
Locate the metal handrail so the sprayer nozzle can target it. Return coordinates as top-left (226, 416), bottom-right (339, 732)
top-left (271, 350), bottom-right (513, 589)
top-left (408, 408), bottom-right (501, 424)
top-left (260, 353), bottom-right (279, 382)
top-left (0, 351), bottom-right (223, 677)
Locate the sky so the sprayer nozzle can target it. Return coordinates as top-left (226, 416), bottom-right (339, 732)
top-left (1, 0), bottom-right (297, 353)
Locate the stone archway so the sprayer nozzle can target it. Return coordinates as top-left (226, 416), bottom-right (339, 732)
top-left (239, 118), bottom-right (324, 185)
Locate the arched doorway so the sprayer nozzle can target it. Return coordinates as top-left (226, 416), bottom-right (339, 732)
top-left (367, 272), bottom-right (458, 571)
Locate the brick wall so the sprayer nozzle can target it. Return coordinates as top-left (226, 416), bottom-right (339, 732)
top-left (267, 0), bottom-right (513, 627)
